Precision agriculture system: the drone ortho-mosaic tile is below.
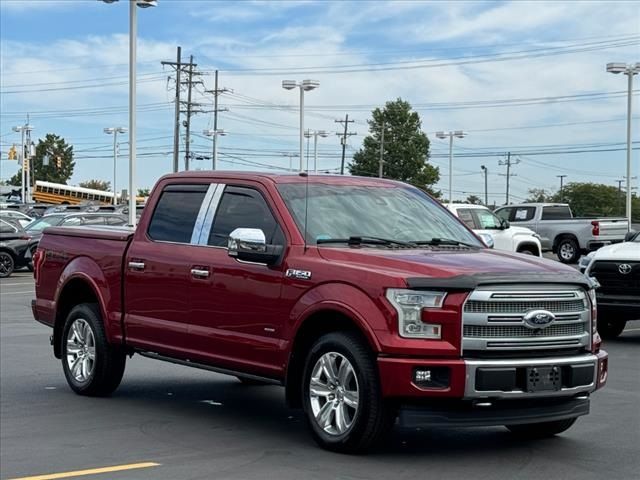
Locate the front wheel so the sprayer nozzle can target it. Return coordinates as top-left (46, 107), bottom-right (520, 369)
top-left (302, 332), bottom-right (396, 453)
top-left (557, 238), bottom-right (579, 263)
top-left (506, 418), bottom-right (577, 438)
top-left (61, 303), bottom-right (126, 397)
top-left (597, 317), bottom-right (626, 339)
top-left (0, 252), bottom-right (14, 278)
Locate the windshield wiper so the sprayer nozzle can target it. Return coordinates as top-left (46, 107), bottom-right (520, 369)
top-left (317, 236), bottom-right (417, 247)
top-left (412, 238), bottom-right (480, 248)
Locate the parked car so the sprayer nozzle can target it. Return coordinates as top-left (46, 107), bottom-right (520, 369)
top-left (24, 213), bottom-right (128, 255)
top-left (0, 218), bottom-right (32, 278)
top-left (447, 204), bottom-right (542, 256)
top-left (0, 210), bottom-right (34, 228)
top-left (583, 230), bottom-right (639, 338)
top-left (495, 203), bottom-right (628, 263)
top-left (32, 172), bottom-right (608, 453)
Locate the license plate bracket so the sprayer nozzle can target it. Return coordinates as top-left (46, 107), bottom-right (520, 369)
top-left (526, 366), bottom-right (561, 392)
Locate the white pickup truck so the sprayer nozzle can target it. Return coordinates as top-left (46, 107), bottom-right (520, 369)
top-left (494, 203), bottom-right (628, 264)
top-left (447, 204), bottom-right (542, 256)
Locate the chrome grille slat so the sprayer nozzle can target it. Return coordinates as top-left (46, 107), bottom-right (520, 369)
top-left (464, 323), bottom-right (584, 338)
top-left (464, 299), bottom-right (585, 314)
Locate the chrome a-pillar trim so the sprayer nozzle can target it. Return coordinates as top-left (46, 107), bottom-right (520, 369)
top-left (463, 354), bottom-right (598, 400)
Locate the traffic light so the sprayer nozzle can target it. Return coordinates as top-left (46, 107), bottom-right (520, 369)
top-left (8, 145), bottom-right (16, 160)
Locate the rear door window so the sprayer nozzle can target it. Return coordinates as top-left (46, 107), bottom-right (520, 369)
top-left (208, 186), bottom-right (282, 247)
top-left (541, 206), bottom-right (572, 220)
top-left (148, 185), bottom-right (208, 243)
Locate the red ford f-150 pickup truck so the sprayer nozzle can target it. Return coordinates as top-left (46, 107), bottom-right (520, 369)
top-left (32, 172), bottom-right (608, 453)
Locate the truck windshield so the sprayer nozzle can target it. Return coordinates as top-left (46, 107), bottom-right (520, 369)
top-left (277, 183), bottom-right (482, 246)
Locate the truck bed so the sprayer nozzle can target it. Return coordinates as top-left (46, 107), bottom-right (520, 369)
top-left (33, 225), bottom-right (134, 344)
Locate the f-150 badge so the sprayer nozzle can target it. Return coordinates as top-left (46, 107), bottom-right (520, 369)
top-left (286, 269), bottom-right (312, 280)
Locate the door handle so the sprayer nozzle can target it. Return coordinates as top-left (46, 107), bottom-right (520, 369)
top-left (128, 261), bottom-right (145, 271)
top-left (190, 268), bottom-right (210, 278)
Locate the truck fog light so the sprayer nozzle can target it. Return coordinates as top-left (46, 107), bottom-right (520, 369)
top-left (413, 367), bottom-right (450, 389)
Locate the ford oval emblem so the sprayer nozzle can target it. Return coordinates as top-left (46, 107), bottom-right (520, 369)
top-left (523, 310), bottom-right (556, 329)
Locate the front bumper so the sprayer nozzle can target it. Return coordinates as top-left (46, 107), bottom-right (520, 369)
top-left (597, 295), bottom-right (640, 321)
top-left (378, 351), bottom-right (608, 400)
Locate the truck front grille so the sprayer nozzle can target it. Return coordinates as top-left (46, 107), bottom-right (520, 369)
top-left (590, 261), bottom-right (640, 295)
top-left (462, 286), bottom-right (591, 354)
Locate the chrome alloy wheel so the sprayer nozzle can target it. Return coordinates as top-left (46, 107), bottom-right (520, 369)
top-left (560, 242), bottom-right (575, 261)
top-left (309, 352), bottom-right (359, 436)
top-left (66, 318), bottom-right (96, 383)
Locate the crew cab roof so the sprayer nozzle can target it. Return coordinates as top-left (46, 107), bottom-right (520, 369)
top-left (157, 171), bottom-right (402, 187)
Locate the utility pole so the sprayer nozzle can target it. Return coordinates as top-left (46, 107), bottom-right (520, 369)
top-left (498, 152), bottom-right (520, 205)
top-left (161, 46), bottom-right (183, 173)
top-left (481, 165), bottom-right (488, 205)
top-left (557, 175), bottom-right (567, 201)
top-left (378, 120), bottom-right (385, 178)
top-left (205, 70), bottom-right (231, 170)
top-left (335, 114), bottom-right (355, 175)
top-left (184, 55), bottom-right (194, 171)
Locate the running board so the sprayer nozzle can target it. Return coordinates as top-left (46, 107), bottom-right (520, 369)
top-left (136, 350), bottom-right (283, 386)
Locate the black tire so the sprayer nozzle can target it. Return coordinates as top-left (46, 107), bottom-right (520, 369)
top-left (61, 303), bottom-right (126, 397)
top-left (0, 251), bottom-right (15, 278)
top-left (556, 237), bottom-right (579, 264)
top-left (518, 248), bottom-right (536, 256)
top-left (597, 317), bottom-right (627, 339)
top-left (236, 376), bottom-right (269, 386)
top-left (302, 331), bottom-right (396, 453)
top-left (506, 418), bottom-right (577, 438)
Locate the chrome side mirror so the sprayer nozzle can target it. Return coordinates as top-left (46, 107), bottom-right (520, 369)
top-left (228, 228), bottom-right (283, 265)
top-left (478, 233), bottom-right (495, 249)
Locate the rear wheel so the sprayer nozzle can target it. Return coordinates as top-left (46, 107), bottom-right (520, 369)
top-left (0, 252), bottom-right (15, 278)
top-left (557, 238), bottom-right (579, 263)
top-left (597, 317), bottom-right (626, 339)
top-left (61, 303), bottom-right (126, 397)
top-left (302, 332), bottom-right (396, 453)
top-left (506, 418), bottom-right (577, 438)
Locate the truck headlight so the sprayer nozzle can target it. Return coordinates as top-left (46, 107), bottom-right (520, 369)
top-left (386, 289), bottom-right (446, 339)
top-left (588, 288), bottom-right (598, 334)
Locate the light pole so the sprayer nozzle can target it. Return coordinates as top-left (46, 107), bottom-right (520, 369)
top-left (436, 130), bottom-right (465, 205)
top-left (481, 165), bottom-right (488, 205)
top-left (12, 123), bottom-right (33, 203)
top-left (203, 129), bottom-right (226, 170)
top-left (100, 0), bottom-right (157, 226)
top-left (304, 130), bottom-right (329, 173)
top-left (104, 127), bottom-right (127, 205)
top-left (282, 79), bottom-right (319, 172)
top-left (607, 62), bottom-right (640, 230)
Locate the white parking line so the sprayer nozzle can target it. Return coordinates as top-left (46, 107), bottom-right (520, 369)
top-left (0, 291), bottom-right (33, 295)
top-left (624, 327), bottom-right (640, 332)
top-left (0, 282), bottom-right (34, 286)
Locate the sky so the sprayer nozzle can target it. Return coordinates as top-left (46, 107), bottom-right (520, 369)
top-left (0, 0), bottom-right (639, 203)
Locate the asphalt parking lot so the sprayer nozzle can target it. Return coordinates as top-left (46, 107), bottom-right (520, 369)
top-left (1, 271), bottom-right (639, 480)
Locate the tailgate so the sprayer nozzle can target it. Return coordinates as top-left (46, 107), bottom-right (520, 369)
top-left (595, 218), bottom-right (628, 241)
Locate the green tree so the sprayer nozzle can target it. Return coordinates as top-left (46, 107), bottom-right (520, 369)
top-left (465, 195), bottom-right (482, 205)
top-left (9, 134), bottom-right (74, 186)
top-left (526, 188), bottom-right (556, 203)
top-left (349, 98), bottom-right (440, 195)
top-left (137, 188), bottom-right (150, 197)
top-left (560, 182), bottom-right (620, 217)
top-left (79, 179), bottom-right (111, 191)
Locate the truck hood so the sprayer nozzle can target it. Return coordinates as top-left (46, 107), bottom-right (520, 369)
top-left (592, 241), bottom-right (640, 261)
top-left (317, 246), bottom-right (589, 288)
top-left (508, 226), bottom-right (537, 236)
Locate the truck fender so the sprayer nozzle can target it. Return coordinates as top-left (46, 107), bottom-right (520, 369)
top-left (287, 282), bottom-right (385, 352)
top-left (55, 256), bottom-right (121, 347)
top-left (283, 282), bottom-right (387, 408)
